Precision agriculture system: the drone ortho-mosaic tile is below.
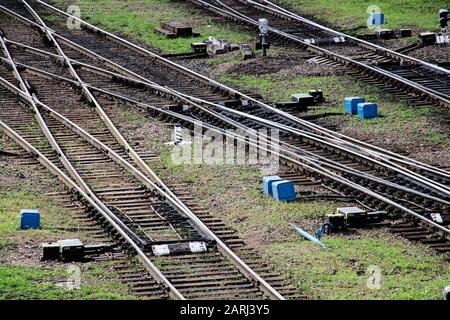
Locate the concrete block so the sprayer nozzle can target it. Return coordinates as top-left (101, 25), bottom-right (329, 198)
top-left (262, 176), bottom-right (282, 196)
top-left (344, 97), bottom-right (365, 115)
top-left (20, 209), bottom-right (40, 230)
top-left (357, 102), bottom-right (378, 119)
top-left (272, 180), bottom-right (296, 202)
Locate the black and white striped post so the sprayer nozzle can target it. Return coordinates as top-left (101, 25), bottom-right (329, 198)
top-left (174, 123), bottom-right (183, 145)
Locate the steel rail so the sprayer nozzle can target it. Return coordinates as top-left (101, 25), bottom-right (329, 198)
top-left (4, 43), bottom-right (448, 248)
top-left (1, 34), bottom-right (122, 215)
top-left (196, 0), bottom-right (450, 103)
top-left (4, 22), bottom-right (450, 201)
top-left (24, 0), bottom-right (450, 179)
top-left (256, 0), bottom-right (450, 74)
top-left (0, 66), bottom-right (157, 249)
top-left (4, 2), bottom-right (450, 232)
top-left (11, 60), bottom-right (450, 212)
top-left (21, 0), bottom-right (170, 196)
top-left (12, 32), bottom-right (450, 197)
top-left (0, 67), bottom-right (284, 301)
top-left (25, 67), bottom-right (443, 236)
top-left (18, 0), bottom-right (227, 248)
top-left (1, 3), bottom-right (444, 300)
top-left (0, 70), bottom-right (285, 299)
top-left (1, 33), bottom-right (117, 212)
top-left (7, 35), bottom-right (450, 186)
top-left (83, 84), bottom-right (450, 235)
top-left (3, 2), bottom-right (211, 218)
top-left (7, 0), bottom-right (217, 238)
top-left (0, 3), bottom-right (286, 294)
top-left (18, 48), bottom-right (450, 204)
top-left (5, 30), bottom-right (448, 206)
top-left (172, 91), bottom-right (450, 197)
top-left (0, 117), bottom-right (185, 300)
top-left (1, 6), bottom-right (171, 246)
top-left (0, 50), bottom-right (165, 254)
top-left (5, 2), bottom-right (450, 181)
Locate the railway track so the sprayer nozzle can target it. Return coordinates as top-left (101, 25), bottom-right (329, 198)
top-left (0, 0), bottom-right (448, 252)
top-left (185, 0), bottom-right (450, 107)
top-left (0, 145), bottom-right (160, 292)
top-left (0, 0), bottom-right (449, 300)
top-left (0, 0), bottom-right (305, 300)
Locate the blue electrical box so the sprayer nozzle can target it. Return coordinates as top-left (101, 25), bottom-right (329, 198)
top-left (272, 180), bottom-right (296, 202)
top-left (369, 13), bottom-right (385, 26)
top-left (344, 97), bottom-right (365, 115)
top-left (20, 209), bottom-right (40, 230)
top-left (357, 102), bottom-right (378, 119)
top-left (262, 176), bottom-right (282, 196)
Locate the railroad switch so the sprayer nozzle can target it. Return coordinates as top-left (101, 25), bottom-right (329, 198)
top-left (240, 44), bottom-right (254, 60)
top-left (191, 42), bottom-right (207, 54)
top-left (419, 32), bottom-right (437, 46)
top-left (374, 29), bottom-right (394, 40)
top-left (42, 239), bottom-right (111, 262)
top-left (330, 207), bottom-right (385, 229)
top-left (291, 93), bottom-right (316, 107)
top-left (309, 90), bottom-right (324, 103)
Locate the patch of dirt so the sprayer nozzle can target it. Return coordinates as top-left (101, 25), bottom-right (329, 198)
top-left (336, 121), bottom-right (450, 166)
top-left (228, 54), bottom-right (337, 77)
top-left (1, 237), bottom-right (56, 267)
top-left (179, 48), bottom-right (339, 79)
top-left (114, 110), bottom-right (172, 151)
top-left (408, 44), bottom-right (450, 66)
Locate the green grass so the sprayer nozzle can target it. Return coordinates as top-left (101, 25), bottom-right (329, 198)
top-left (425, 130), bottom-right (450, 149)
top-left (0, 265), bottom-right (135, 300)
top-left (0, 191), bottom-right (71, 236)
top-left (53, 0), bottom-right (253, 54)
top-left (277, 0), bottom-right (448, 32)
top-left (160, 163), bottom-right (355, 241)
top-left (155, 160), bottom-right (450, 300)
top-left (0, 190), bottom-right (140, 300)
top-left (219, 74), bottom-right (345, 102)
top-left (160, 146), bottom-right (183, 175)
top-left (205, 52), bottom-right (243, 66)
top-left (118, 110), bottom-right (147, 126)
top-left (266, 236), bottom-right (450, 299)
